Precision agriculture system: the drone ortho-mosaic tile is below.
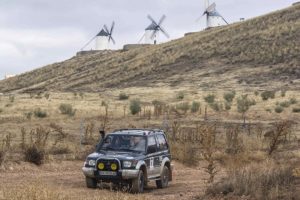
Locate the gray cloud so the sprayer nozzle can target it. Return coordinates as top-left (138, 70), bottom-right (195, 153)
top-left (0, 0), bottom-right (296, 79)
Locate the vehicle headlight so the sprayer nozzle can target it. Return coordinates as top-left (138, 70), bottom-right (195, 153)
top-left (98, 162), bottom-right (105, 170)
top-left (88, 160), bottom-right (96, 166)
top-left (123, 161), bottom-right (132, 168)
top-left (111, 163), bottom-right (117, 171)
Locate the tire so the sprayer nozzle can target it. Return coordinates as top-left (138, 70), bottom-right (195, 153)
top-left (131, 170), bottom-right (144, 193)
top-left (86, 177), bottom-right (97, 189)
top-left (156, 166), bottom-right (169, 189)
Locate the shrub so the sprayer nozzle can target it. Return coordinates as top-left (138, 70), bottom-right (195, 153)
top-left (223, 91), bottom-right (236, 103)
top-left (209, 102), bottom-right (221, 112)
top-left (0, 150), bottom-right (5, 166)
top-left (275, 106), bottom-right (284, 113)
top-left (261, 91), bottom-right (275, 101)
top-left (101, 100), bottom-right (107, 107)
top-left (176, 102), bottom-right (190, 114)
top-left (119, 92), bottom-right (129, 100)
top-left (9, 95), bottom-right (15, 103)
top-left (237, 95), bottom-right (256, 114)
top-left (44, 93), bottom-right (50, 100)
top-left (24, 145), bottom-right (44, 165)
top-left (24, 112), bottom-right (33, 120)
top-left (292, 107), bottom-right (300, 113)
top-left (204, 94), bottom-right (215, 104)
top-left (225, 102), bottom-right (231, 111)
top-left (176, 91), bottom-right (185, 100)
top-left (0, 108), bottom-right (3, 113)
top-left (34, 108), bottom-right (47, 118)
top-left (254, 91), bottom-right (259, 96)
top-left (191, 101), bottom-right (200, 113)
top-left (130, 99), bottom-right (141, 115)
top-left (59, 104), bottom-right (76, 116)
top-left (281, 89), bottom-right (286, 97)
top-left (279, 101), bottom-right (290, 108)
top-left (289, 98), bottom-right (297, 104)
top-left (206, 162), bottom-right (295, 199)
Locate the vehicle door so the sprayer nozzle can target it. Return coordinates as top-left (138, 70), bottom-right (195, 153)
top-left (145, 135), bottom-right (159, 178)
top-left (154, 134), bottom-right (170, 175)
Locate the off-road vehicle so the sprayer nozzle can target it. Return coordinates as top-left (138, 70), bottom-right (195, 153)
top-left (82, 129), bottom-right (173, 193)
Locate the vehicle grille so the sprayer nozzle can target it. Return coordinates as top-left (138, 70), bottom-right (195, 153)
top-left (97, 159), bottom-right (120, 171)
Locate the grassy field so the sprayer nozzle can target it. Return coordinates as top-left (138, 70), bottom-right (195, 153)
top-left (0, 88), bottom-right (299, 199)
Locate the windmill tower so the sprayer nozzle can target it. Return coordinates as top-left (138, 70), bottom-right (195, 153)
top-left (139, 15), bottom-right (169, 44)
top-left (197, 0), bottom-right (228, 29)
top-left (81, 21), bottom-right (116, 51)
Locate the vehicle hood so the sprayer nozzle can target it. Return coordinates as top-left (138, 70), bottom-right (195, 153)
top-left (87, 151), bottom-right (144, 161)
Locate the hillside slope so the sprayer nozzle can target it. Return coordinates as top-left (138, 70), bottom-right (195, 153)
top-left (0, 5), bottom-right (299, 93)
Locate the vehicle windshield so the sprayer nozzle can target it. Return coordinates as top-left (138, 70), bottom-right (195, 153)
top-left (97, 134), bottom-right (146, 153)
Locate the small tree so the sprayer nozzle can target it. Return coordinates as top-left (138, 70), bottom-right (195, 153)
top-left (119, 92), bottom-right (129, 100)
top-left (191, 101), bottom-right (201, 113)
top-left (130, 99), bottom-right (141, 115)
top-left (59, 104), bottom-right (76, 116)
top-left (237, 95), bottom-right (255, 118)
top-left (204, 94), bottom-right (215, 104)
top-left (223, 91), bottom-right (236, 103)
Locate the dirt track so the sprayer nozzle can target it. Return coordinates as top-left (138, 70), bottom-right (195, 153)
top-left (0, 160), bottom-right (211, 200)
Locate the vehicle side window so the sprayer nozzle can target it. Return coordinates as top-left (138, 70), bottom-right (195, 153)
top-left (157, 134), bottom-right (168, 151)
top-left (147, 136), bottom-right (157, 154)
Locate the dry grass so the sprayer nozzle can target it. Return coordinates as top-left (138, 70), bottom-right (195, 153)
top-left (0, 183), bottom-right (148, 200)
top-left (205, 160), bottom-right (296, 200)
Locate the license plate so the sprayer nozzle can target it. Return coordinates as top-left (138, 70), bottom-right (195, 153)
top-left (99, 171), bottom-right (117, 176)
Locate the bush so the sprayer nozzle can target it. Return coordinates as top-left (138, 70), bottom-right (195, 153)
top-left (44, 93), bottom-right (50, 100)
top-left (237, 95), bottom-right (256, 114)
top-left (0, 108), bottom-right (3, 113)
top-left (275, 106), bottom-right (284, 113)
top-left (254, 91), bottom-right (259, 96)
top-left (34, 108), bottom-right (47, 118)
top-left (225, 102), bottom-right (231, 110)
top-left (223, 91), bottom-right (236, 103)
top-left (0, 150), bottom-right (6, 166)
top-left (59, 104), bottom-right (76, 116)
top-left (261, 91), bottom-right (276, 101)
top-left (176, 102), bottom-right (190, 114)
top-left (24, 112), bottom-right (33, 120)
top-left (289, 98), bottom-right (297, 104)
top-left (206, 162), bottom-right (295, 199)
top-left (176, 91), bottom-right (185, 100)
top-left (24, 145), bottom-right (44, 165)
top-left (9, 95), bottom-right (15, 103)
top-left (130, 99), bottom-right (141, 115)
top-left (281, 90), bottom-right (286, 97)
top-left (279, 101), bottom-right (290, 108)
top-left (292, 107), bottom-right (300, 113)
top-left (210, 102), bottom-right (221, 112)
top-left (191, 101), bottom-right (200, 113)
top-left (119, 92), bottom-right (129, 100)
top-left (204, 94), bottom-right (215, 104)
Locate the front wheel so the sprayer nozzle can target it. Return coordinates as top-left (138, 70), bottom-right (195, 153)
top-left (86, 177), bottom-right (97, 189)
top-left (156, 166), bottom-right (169, 189)
top-left (131, 170), bottom-right (144, 193)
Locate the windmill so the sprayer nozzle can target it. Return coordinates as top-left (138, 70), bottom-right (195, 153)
top-left (81, 21), bottom-right (116, 51)
top-left (139, 15), bottom-right (170, 44)
top-left (197, 0), bottom-right (228, 29)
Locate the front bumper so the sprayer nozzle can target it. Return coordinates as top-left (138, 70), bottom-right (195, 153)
top-left (82, 167), bottom-right (139, 180)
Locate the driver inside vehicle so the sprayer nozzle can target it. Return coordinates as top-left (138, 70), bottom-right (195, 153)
top-left (130, 136), bottom-right (146, 152)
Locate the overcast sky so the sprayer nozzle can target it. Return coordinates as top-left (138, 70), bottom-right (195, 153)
top-left (0, 0), bottom-right (296, 80)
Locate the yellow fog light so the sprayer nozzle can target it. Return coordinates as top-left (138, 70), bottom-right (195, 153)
top-left (98, 162), bottom-right (105, 170)
top-left (111, 163), bottom-right (117, 171)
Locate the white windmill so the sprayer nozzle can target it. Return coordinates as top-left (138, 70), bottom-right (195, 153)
top-left (81, 21), bottom-right (116, 51)
top-left (197, 0), bottom-right (229, 29)
top-left (139, 15), bottom-right (170, 44)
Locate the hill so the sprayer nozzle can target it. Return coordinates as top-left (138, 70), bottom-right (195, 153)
top-left (0, 4), bottom-right (299, 93)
